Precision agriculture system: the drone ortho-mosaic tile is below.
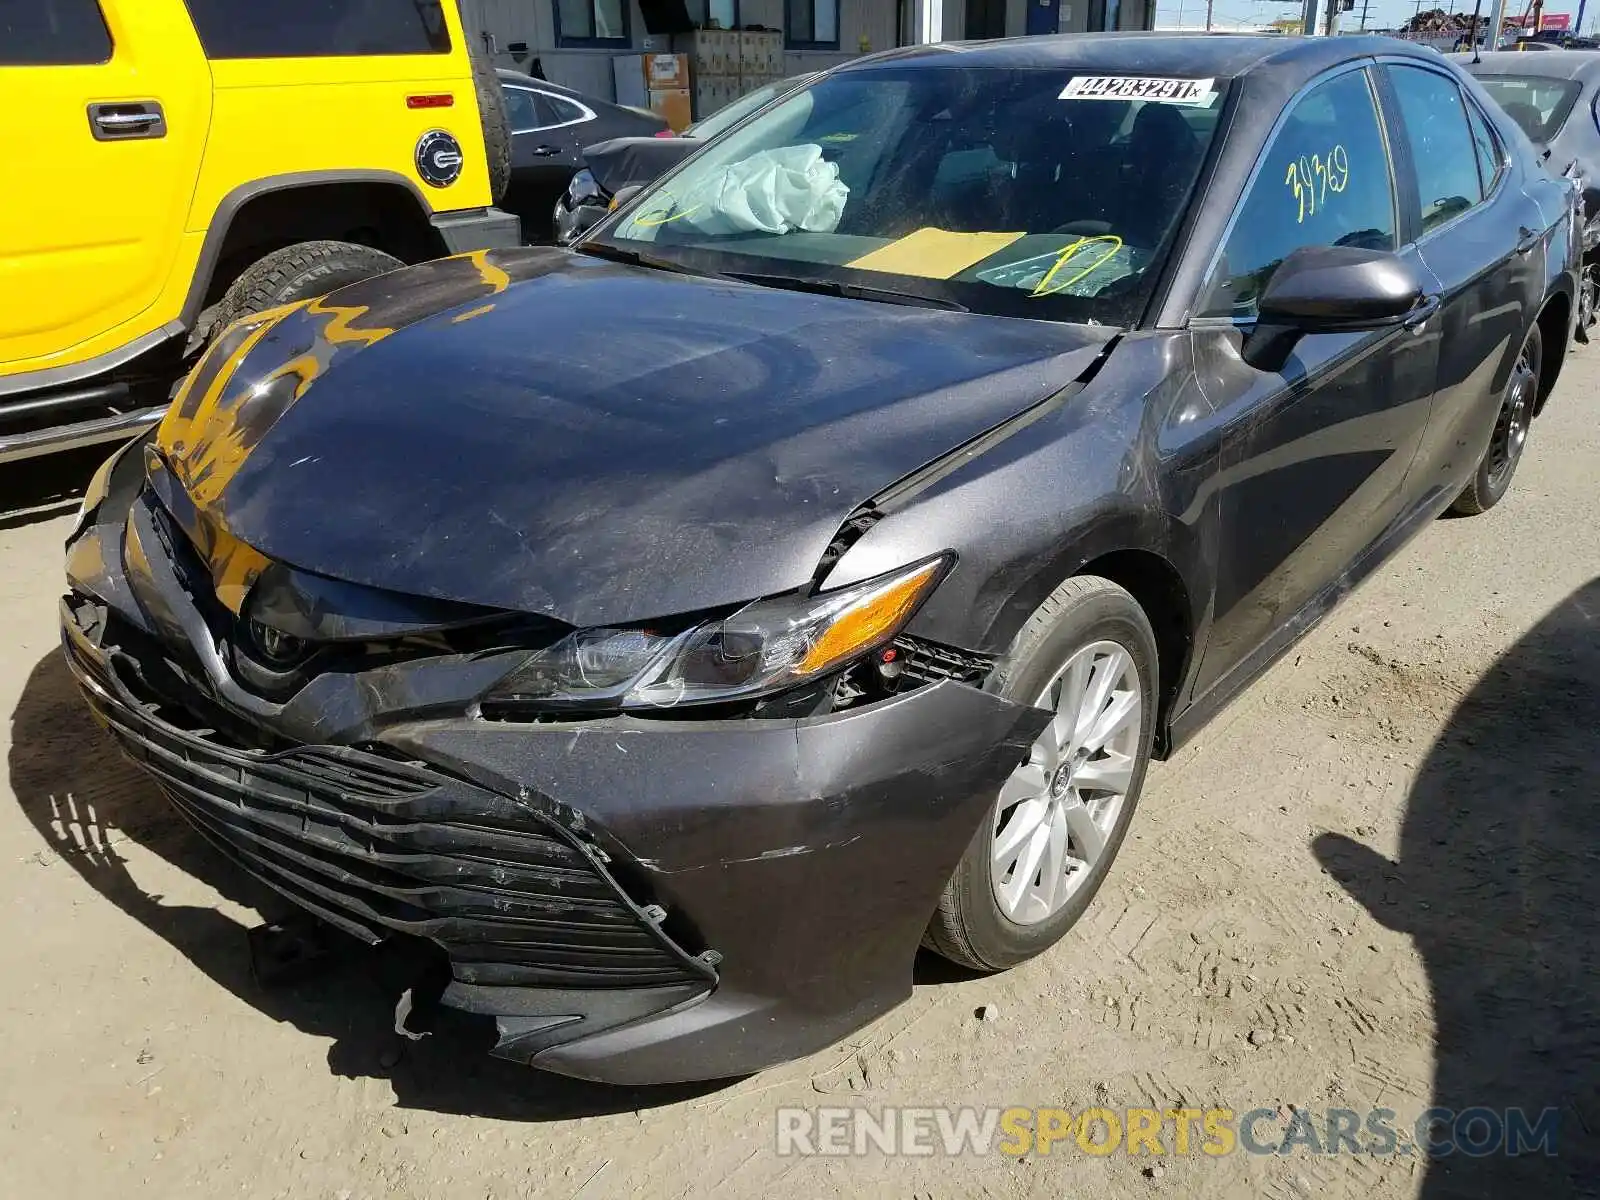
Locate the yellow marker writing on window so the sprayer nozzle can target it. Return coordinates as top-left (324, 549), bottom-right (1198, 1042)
top-left (1284, 144), bottom-right (1349, 223)
top-left (1030, 235), bottom-right (1124, 298)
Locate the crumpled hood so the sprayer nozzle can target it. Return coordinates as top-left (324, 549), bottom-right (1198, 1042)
top-left (156, 248), bottom-right (1110, 626)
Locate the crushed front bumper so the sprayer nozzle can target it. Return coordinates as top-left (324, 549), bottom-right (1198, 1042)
top-left (61, 473), bottom-right (1044, 1084)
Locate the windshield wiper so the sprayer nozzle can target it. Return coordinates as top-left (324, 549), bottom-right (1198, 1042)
top-left (575, 242), bottom-right (728, 279)
top-left (578, 248), bottom-right (969, 311)
top-left (717, 271), bottom-right (970, 312)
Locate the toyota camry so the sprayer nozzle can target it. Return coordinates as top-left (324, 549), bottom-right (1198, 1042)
top-left (63, 34), bottom-right (1577, 1085)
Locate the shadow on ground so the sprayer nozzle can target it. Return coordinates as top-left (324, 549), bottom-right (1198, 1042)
top-left (6, 649), bottom-right (729, 1120)
top-left (1317, 577), bottom-right (1600, 1196)
top-left (0, 446), bottom-right (108, 531)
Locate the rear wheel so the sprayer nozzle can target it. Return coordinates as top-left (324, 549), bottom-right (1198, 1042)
top-left (925, 575), bottom-right (1157, 972)
top-left (1450, 321), bottom-right (1541, 516)
top-left (210, 241), bottom-right (404, 335)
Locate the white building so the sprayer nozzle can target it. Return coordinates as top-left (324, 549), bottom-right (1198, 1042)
top-left (459, 0), bottom-right (1156, 107)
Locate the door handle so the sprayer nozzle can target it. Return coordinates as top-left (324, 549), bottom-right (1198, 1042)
top-left (1403, 294), bottom-right (1442, 330)
top-left (531, 145), bottom-right (561, 157)
top-left (1515, 226), bottom-right (1541, 256)
top-left (89, 101), bottom-right (166, 140)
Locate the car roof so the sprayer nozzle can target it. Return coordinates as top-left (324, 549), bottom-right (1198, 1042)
top-left (495, 69), bottom-right (593, 103)
top-left (1457, 49), bottom-right (1600, 81)
top-left (840, 32), bottom-right (1439, 81)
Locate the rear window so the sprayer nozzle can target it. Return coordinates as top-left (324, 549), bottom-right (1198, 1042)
top-left (1475, 74), bottom-right (1583, 141)
top-left (0, 0), bottom-right (113, 65)
top-left (182, 0), bottom-right (452, 59)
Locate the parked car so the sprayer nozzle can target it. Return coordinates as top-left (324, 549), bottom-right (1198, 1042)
top-left (554, 74), bottom-right (817, 244)
top-left (1461, 50), bottom-right (1600, 325)
top-left (0, 0), bottom-right (518, 466)
top-left (498, 70), bottom-right (667, 239)
top-left (64, 34), bottom-right (1577, 1086)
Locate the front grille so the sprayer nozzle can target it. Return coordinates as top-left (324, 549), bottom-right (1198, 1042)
top-left (68, 636), bottom-right (712, 992)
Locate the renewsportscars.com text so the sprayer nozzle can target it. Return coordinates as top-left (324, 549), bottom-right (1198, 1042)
top-left (775, 1105), bottom-right (1560, 1159)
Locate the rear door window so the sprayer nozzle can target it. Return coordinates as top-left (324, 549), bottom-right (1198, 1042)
top-left (1, 0), bottom-right (113, 65)
top-left (1465, 99), bottom-right (1504, 196)
top-left (1386, 65), bottom-right (1485, 234)
top-left (504, 86), bottom-right (543, 131)
top-left (182, 0), bottom-right (452, 59)
top-left (542, 94), bottom-right (592, 126)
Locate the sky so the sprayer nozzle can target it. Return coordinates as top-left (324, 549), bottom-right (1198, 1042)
top-left (1152, 0), bottom-right (1590, 35)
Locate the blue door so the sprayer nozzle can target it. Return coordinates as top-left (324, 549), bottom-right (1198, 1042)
top-left (1025, 0), bottom-right (1059, 34)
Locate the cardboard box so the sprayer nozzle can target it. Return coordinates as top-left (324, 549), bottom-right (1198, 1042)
top-left (650, 87), bottom-right (693, 131)
top-left (645, 52), bottom-right (689, 90)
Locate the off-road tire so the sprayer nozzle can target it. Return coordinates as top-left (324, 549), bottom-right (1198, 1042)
top-left (924, 575), bottom-right (1158, 972)
top-left (210, 241), bottom-right (404, 335)
top-left (472, 52), bottom-right (512, 203)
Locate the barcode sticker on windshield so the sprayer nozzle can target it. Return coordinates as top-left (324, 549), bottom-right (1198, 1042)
top-left (1059, 76), bottom-right (1217, 105)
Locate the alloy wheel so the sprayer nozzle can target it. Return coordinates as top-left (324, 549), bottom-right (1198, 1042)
top-left (990, 640), bottom-right (1143, 926)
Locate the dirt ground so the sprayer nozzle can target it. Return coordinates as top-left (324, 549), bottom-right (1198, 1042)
top-left (2, 353), bottom-right (1598, 1200)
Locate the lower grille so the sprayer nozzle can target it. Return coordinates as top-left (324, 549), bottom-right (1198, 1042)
top-left (67, 631), bottom-right (712, 992)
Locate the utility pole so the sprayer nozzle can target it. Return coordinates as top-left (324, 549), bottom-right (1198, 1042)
top-left (1488, 0), bottom-right (1508, 44)
top-left (1359, 0), bottom-right (1370, 28)
top-left (1303, 0), bottom-right (1320, 35)
top-left (1205, 0), bottom-right (1214, 29)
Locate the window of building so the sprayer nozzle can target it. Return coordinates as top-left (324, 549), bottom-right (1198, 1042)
top-left (786, 0), bottom-right (839, 48)
top-left (1385, 65), bottom-right (1486, 234)
top-left (555, 0), bottom-right (630, 46)
top-left (1198, 68), bottom-right (1399, 318)
top-left (183, 0), bottom-right (451, 58)
top-left (1, 0), bottom-right (112, 65)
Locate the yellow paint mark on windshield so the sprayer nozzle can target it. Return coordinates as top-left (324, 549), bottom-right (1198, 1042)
top-left (848, 228), bottom-right (1027, 280)
top-left (633, 203), bottom-right (703, 228)
top-left (1030, 236), bottom-right (1123, 298)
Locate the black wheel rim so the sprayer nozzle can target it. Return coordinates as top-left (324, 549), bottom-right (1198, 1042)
top-left (1488, 339), bottom-right (1537, 487)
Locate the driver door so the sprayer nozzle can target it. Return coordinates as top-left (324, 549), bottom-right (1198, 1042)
top-left (1187, 65), bottom-right (1441, 702)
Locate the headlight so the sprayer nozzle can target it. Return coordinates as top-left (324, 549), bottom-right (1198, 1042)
top-left (565, 168), bottom-right (603, 209)
top-left (487, 555), bottom-right (950, 711)
top-left (70, 432), bottom-right (147, 541)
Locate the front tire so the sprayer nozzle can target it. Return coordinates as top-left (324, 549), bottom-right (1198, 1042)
top-left (1450, 320), bottom-right (1541, 517)
top-left (210, 241), bottom-right (404, 335)
top-left (925, 575), bottom-right (1157, 972)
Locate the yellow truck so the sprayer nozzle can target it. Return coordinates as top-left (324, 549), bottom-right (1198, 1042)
top-left (0, 0), bottom-right (518, 463)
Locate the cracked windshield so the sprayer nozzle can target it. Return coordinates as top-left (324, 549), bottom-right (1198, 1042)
top-left (598, 67), bottom-right (1227, 325)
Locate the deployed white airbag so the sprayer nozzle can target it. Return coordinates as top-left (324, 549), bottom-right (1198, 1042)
top-left (675, 145), bottom-right (849, 236)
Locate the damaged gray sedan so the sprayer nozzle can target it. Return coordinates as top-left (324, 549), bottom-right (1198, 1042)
top-left (63, 33), bottom-right (1575, 1084)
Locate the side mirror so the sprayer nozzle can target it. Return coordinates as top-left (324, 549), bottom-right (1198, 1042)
top-left (1243, 245), bottom-right (1429, 372)
top-left (610, 183), bottom-right (646, 211)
